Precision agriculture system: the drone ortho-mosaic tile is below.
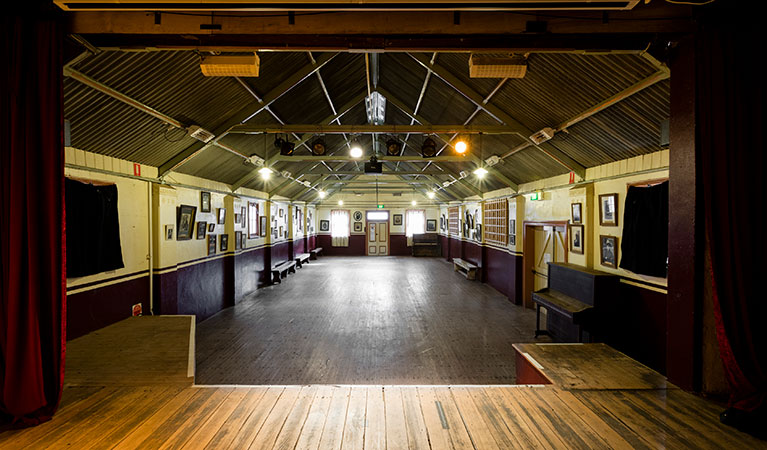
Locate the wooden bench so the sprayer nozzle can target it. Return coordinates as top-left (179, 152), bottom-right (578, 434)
top-left (452, 258), bottom-right (479, 280)
top-left (532, 289), bottom-right (593, 342)
top-left (271, 260), bottom-right (296, 284)
top-left (309, 247), bottom-right (323, 260)
top-left (295, 253), bottom-right (311, 268)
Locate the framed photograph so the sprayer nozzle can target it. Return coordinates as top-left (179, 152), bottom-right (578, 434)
top-left (260, 216), bottom-right (267, 237)
top-left (217, 208), bottom-right (226, 225)
top-left (200, 191), bottom-right (211, 213)
top-left (279, 208), bottom-right (284, 217)
top-left (272, 229), bottom-right (278, 240)
top-left (510, 219), bottom-right (516, 236)
top-left (240, 232), bottom-right (246, 250)
top-left (164, 225), bottom-right (174, 240)
top-left (279, 226), bottom-right (284, 238)
top-left (234, 214), bottom-right (241, 225)
top-left (570, 224), bottom-right (584, 254)
top-left (426, 219), bottom-right (437, 232)
top-left (600, 235), bottom-right (618, 268)
top-left (353, 221), bottom-right (363, 232)
top-left (176, 205), bottom-right (196, 240)
top-left (475, 224), bottom-right (482, 241)
top-left (235, 231), bottom-right (242, 250)
top-left (393, 214), bottom-right (403, 226)
top-left (220, 234), bottom-right (229, 252)
top-left (248, 202), bottom-right (258, 238)
top-left (509, 234), bottom-right (516, 246)
top-left (241, 207), bottom-right (246, 225)
top-left (207, 235), bottom-right (216, 255)
top-left (208, 222), bottom-right (215, 233)
top-left (571, 203), bottom-right (582, 224)
top-left (320, 220), bottom-right (330, 232)
top-left (196, 221), bottom-right (207, 240)
top-left (353, 210), bottom-right (363, 222)
top-left (440, 216), bottom-right (445, 231)
top-left (599, 194), bottom-right (618, 226)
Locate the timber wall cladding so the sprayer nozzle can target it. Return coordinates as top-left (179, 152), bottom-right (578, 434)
top-left (483, 199), bottom-right (508, 246)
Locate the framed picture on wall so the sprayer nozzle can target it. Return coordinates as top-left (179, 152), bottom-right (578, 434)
top-left (570, 224), bottom-right (584, 254)
top-left (353, 221), bottom-right (363, 232)
top-left (208, 223), bottom-right (215, 233)
top-left (220, 234), bottom-right (229, 252)
top-left (426, 219), bottom-right (437, 232)
top-left (240, 232), bottom-right (247, 250)
top-left (217, 208), bottom-right (226, 225)
top-left (200, 191), bottom-right (211, 213)
top-left (571, 203), bottom-right (582, 224)
top-left (234, 214), bottom-right (241, 225)
top-left (196, 221), bottom-right (207, 240)
top-left (509, 234), bottom-right (516, 246)
top-left (260, 216), bottom-right (267, 237)
top-left (599, 194), bottom-right (618, 226)
top-left (165, 225), bottom-right (174, 240)
top-left (235, 231), bottom-right (242, 250)
top-left (600, 235), bottom-right (618, 268)
top-left (207, 235), bottom-right (216, 255)
top-left (393, 214), bottom-right (403, 226)
top-left (176, 205), bottom-right (196, 240)
top-left (248, 202), bottom-right (258, 238)
top-left (320, 220), bottom-right (330, 231)
top-left (353, 211), bottom-right (363, 222)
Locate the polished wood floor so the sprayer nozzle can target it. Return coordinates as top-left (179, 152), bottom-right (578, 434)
top-left (3, 384), bottom-right (763, 449)
top-left (2, 307), bottom-right (763, 448)
top-left (196, 256), bottom-right (548, 385)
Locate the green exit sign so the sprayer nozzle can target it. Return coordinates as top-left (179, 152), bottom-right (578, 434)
top-left (377, 204), bottom-right (385, 209)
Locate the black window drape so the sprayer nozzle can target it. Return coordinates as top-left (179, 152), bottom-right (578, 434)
top-left (619, 181), bottom-right (669, 278)
top-left (65, 178), bottom-right (124, 278)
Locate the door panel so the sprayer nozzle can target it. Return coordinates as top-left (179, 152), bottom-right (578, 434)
top-left (533, 225), bottom-right (567, 292)
top-left (367, 221), bottom-right (389, 256)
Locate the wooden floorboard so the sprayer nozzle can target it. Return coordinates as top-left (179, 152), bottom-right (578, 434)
top-left (196, 256), bottom-right (548, 385)
top-left (2, 385), bottom-right (764, 449)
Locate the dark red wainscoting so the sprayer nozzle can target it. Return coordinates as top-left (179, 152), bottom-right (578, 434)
top-left (67, 275), bottom-right (150, 340)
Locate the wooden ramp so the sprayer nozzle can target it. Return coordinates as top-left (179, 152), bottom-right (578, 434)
top-left (64, 315), bottom-right (195, 387)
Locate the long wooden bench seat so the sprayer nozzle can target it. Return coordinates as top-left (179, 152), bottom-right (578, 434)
top-left (295, 253), bottom-right (311, 268)
top-left (271, 260), bottom-right (296, 284)
top-left (309, 247), bottom-right (323, 260)
top-left (532, 288), bottom-right (594, 341)
top-left (452, 257), bottom-right (479, 280)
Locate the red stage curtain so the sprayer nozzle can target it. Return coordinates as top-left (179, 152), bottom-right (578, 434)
top-left (697, 12), bottom-right (767, 434)
top-left (0, 11), bottom-right (65, 425)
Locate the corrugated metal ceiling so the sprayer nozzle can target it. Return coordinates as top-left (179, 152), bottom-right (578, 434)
top-left (64, 44), bottom-right (669, 198)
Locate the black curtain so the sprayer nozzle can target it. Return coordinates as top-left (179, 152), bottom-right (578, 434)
top-left (619, 181), bottom-right (668, 277)
top-left (65, 179), bottom-right (124, 277)
top-left (697, 5), bottom-right (767, 436)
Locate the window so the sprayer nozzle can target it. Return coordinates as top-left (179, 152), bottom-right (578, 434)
top-left (406, 209), bottom-right (425, 237)
top-left (366, 211), bottom-right (389, 221)
top-left (331, 209), bottom-right (349, 239)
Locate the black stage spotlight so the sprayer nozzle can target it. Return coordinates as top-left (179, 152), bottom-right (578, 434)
top-left (273, 136), bottom-right (285, 149)
top-left (386, 138), bottom-right (402, 156)
top-left (421, 137), bottom-right (437, 158)
top-left (311, 138), bottom-right (327, 156)
top-left (277, 137), bottom-right (294, 156)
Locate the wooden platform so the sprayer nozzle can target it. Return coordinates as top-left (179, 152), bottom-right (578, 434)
top-left (2, 384), bottom-right (763, 449)
top-left (64, 315), bottom-right (195, 387)
top-left (2, 298), bottom-right (764, 448)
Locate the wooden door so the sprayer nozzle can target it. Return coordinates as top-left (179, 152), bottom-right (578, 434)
top-left (523, 222), bottom-right (568, 308)
top-left (367, 222), bottom-right (389, 256)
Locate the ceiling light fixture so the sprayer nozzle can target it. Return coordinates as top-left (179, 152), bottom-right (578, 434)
top-left (421, 136), bottom-right (437, 158)
top-left (258, 167), bottom-right (273, 180)
top-left (311, 137), bottom-right (327, 156)
top-left (338, 200), bottom-right (344, 206)
top-left (350, 142), bottom-right (363, 158)
top-left (454, 140), bottom-right (467, 154)
top-left (411, 200), bottom-right (417, 206)
top-left (427, 191), bottom-right (436, 199)
top-left (200, 53), bottom-right (260, 77)
top-left (318, 190), bottom-right (327, 199)
top-left (473, 167), bottom-right (489, 178)
top-left (386, 138), bottom-right (402, 156)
